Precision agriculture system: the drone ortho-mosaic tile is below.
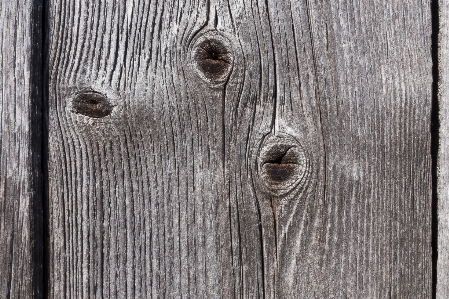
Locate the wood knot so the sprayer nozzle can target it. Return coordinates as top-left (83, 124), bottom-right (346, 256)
top-left (71, 90), bottom-right (114, 118)
top-left (257, 133), bottom-right (310, 195)
top-left (191, 31), bottom-right (234, 84)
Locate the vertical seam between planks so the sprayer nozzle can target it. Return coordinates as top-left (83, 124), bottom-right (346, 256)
top-left (431, 0), bottom-right (439, 297)
top-left (41, 0), bottom-right (49, 297)
top-left (29, 0), bottom-right (46, 297)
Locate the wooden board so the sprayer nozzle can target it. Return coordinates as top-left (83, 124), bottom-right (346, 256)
top-left (47, 0), bottom-right (432, 297)
top-left (0, 1), bottom-right (44, 298)
top-left (439, 0), bottom-right (449, 297)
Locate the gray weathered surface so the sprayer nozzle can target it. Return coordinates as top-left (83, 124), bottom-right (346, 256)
top-left (439, 0), bottom-right (449, 297)
top-left (48, 0), bottom-right (432, 298)
top-left (0, 1), bottom-right (44, 298)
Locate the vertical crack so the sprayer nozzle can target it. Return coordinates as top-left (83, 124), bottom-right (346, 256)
top-left (264, 0), bottom-right (278, 135)
top-left (30, 0), bottom-right (46, 297)
top-left (431, 0), bottom-right (439, 298)
top-left (40, 0), bottom-right (49, 297)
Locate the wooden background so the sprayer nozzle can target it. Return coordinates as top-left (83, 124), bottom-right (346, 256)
top-left (0, 0), bottom-right (44, 298)
top-left (1, 0), bottom-right (439, 298)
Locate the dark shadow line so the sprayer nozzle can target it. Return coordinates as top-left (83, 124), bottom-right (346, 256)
top-left (431, 0), bottom-right (439, 298)
top-left (42, 0), bottom-right (50, 297)
top-left (30, 0), bottom-right (47, 297)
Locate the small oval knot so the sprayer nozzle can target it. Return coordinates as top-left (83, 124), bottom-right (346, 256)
top-left (71, 90), bottom-right (114, 118)
top-left (257, 133), bottom-right (310, 195)
top-left (191, 31), bottom-right (234, 85)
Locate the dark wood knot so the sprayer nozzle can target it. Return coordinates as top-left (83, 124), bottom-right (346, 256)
top-left (258, 133), bottom-right (310, 195)
top-left (191, 31), bottom-right (234, 84)
top-left (71, 90), bottom-right (114, 118)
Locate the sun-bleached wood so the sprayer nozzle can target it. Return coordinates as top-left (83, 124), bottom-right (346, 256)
top-left (47, 0), bottom-right (432, 297)
top-left (0, 1), bottom-right (44, 298)
top-left (438, 0), bottom-right (449, 297)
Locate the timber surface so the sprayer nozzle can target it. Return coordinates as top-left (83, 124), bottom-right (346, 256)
top-left (438, 0), bottom-right (449, 297)
top-left (47, 0), bottom-right (432, 298)
top-left (0, 0), bottom-right (44, 298)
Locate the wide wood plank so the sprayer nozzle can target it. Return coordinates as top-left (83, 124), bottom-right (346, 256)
top-left (0, 1), bottom-right (44, 298)
top-left (48, 0), bottom-right (432, 297)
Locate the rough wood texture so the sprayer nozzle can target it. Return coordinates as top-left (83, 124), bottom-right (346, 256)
top-left (439, 0), bottom-right (449, 297)
top-left (48, 0), bottom-right (432, 297)
top-left (0, 1), bottom-right (44, 298)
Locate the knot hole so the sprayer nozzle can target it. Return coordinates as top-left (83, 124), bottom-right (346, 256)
top-left (71, 90), bottom-right (114, 118)
top-left (191, 31), bottom-right (234, 84)
top-left (258, 133), bottom-right (310, 195)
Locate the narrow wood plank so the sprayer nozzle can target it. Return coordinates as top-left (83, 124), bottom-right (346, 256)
top-left (438, 0), bottom-right (449, 297)
top-left (48, 0), bottom-right (432, 297)
top-left (0, 0), bottom-right (44, 298)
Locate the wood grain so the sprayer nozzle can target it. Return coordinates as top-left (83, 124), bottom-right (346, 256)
top-left (0, 0), bottom-right (44, 298)
top-left (48, 0), bottom-right (432, 297)
top-left (438, 0), bottom-right (449, 297)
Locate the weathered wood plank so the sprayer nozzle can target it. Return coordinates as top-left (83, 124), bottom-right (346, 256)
top-left (0, 1), bottom-right (44, 298)
top-left (438, 0), bottom-right (449, 297)
top-left (48, 0), bottom-right (432, 297)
